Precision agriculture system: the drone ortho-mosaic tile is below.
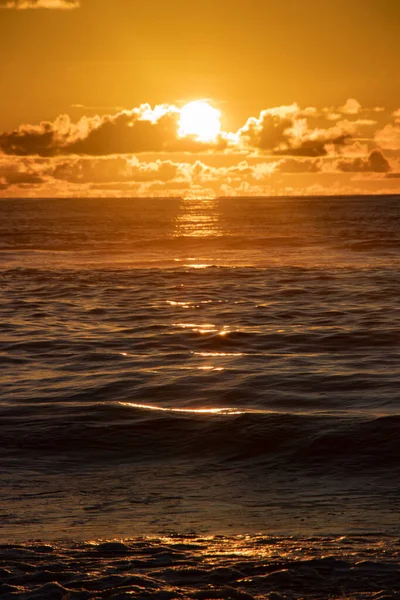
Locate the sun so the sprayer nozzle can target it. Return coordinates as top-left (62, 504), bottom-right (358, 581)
top-left (178, 100), bottom-right (221, 142)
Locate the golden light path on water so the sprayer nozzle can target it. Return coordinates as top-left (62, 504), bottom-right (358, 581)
top-left (119, 402), bottom-right (384, 419)
top-left (170, 197), bottom-right (226, 269)
top-left (193, 352), bottom-right (244, 357)
top-left (173, 198), bottom-right (222, 239)
top-left (119, 402), bottom-right (245, 416)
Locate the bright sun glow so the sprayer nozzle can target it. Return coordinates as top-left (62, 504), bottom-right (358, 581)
top-left (179, 100), bottom-right (221, 142)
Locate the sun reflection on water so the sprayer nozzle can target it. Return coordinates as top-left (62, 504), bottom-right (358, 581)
top-left (171, 322), bottom-right (231, 336)
top-left (167, 301), bottom-right (192, 308)
top-left (173, 198), bottom-right (222, 238)
top-left (119, 402), bottom-right (244, 416)
top-left (184, 263), bottom-right (213, 269)
top-left (193, 352), bottom-right (244, 357)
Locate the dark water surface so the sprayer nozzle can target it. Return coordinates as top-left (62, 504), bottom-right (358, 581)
top-left (1, 196), bottom-right (399, 542)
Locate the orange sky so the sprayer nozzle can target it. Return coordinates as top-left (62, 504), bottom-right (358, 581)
top-left (0, 0), bottom-right (399, 198)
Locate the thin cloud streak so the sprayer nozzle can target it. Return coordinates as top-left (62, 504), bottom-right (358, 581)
top-left (0, 0), bottom-right (79, 9)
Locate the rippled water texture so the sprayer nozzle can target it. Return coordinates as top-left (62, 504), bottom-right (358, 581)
top-left (0, 196), bottom-right (399, 541)
top-left (1, 536), bottom-right (399, 600)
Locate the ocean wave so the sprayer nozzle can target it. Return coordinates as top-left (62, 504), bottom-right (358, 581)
top-left (2, 196), bottom-right (400, 543)
top-left (1, 401), bottom-right (399, 470)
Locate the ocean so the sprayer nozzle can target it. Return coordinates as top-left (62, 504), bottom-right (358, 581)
top-left (1, 195), bottom-right (399, 599)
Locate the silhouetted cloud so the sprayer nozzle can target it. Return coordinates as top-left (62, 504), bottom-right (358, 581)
top-left (238, 106), bottom-right (354, 157)
top-left (0, 105), bottom-right (227, 157)
top-left (0, 101), bottom-right (391, 159)
top-left (1, 150), bottom-right (398, 198)
top-left (0, 159), bottom-right (45, 190)
top-left (238, 108), bottom-right (294, 152)
top-left (0, 0), bottom-right (79, 8)
top-left (275, 158), bottom-right (321, 173)
top-left (0, 100), bottom-right (399, 197)
top-left (273, 142), bottom-right (329, 157)
top-left (337, 150), bottom-right (390, 173)
top-left (51, 156), bottom-right (179, 184)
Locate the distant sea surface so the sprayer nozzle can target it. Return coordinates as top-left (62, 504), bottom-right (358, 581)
top-left (1, 196), bottom-right (399, 542)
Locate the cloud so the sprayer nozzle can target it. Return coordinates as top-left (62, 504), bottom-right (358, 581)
top-left (392, 109), bottom-right (400, 123)
top-left (0, 155), bottom-right (186, 196)
top-left (238, 108), bottom-right (294, 152)
top-left (68, 109), bottom-right (179, 155)
top-left (0, 158), bottom-right (45, 190)
top-left (0, 105), bottom-right (228, 157)
top-left (323, 99), bottom-right (385, 122)
top-left (1, 151), bottom-right (398, 198)
top-left (337, 150), bottom-right (391, 173)
top-left (51, 156), bottom-right (180, 184)
top-left (0, 101), bottom-right (389, 160)
top-left (374, 108), bottom-right (400, 150)
top-left (238, 105), bottom-right (354, 157)
top-left (275, 158), bottom-right (321, 173)
top-left (0, 99), bottom-right (399, 198)
top-left (340, 98), bottom-right (362, 115)
top-left (71, 104), bottom-right (125, 112)
top-left (0, 0), bottom-right (79, 8)
top-left (375, 124), bottom-right (400, 150)
top-left (273, 141), bottom-right (329, 157)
